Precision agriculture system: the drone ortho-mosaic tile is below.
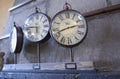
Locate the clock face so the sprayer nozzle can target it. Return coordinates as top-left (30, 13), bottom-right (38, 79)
top-left (10, 27), bottom-right (17, 53)
top-left (10, 26), bottom-right (23, 53)
top-left (51, 10), bottom-right (87, 46)
top-left (24, 12), bottom-right (50, 42)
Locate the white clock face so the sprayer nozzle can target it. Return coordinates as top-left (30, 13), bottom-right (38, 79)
top-left (10, 27), bottom-right (17, 53)
top-left (24, 12), bottom-right (50, 42)
top-left (51, 10), bottom-right (87, 46)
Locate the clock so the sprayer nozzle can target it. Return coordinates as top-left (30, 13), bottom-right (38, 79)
top-left (24, 11), bottom-right (50, 43)
top-left (51, 9), bottom-right (87, 47)
top-left (10, 25), bottom-right (24, 53)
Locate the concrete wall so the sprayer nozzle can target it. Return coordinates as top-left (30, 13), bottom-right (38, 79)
top-left (0, 0), bottom-right (14, 36)
top-left (0, 0), bottom-right (120, 71)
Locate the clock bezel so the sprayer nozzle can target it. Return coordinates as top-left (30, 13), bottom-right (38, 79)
top-left (10, 26), bottom-right (24, 53)
top-left (24, 12), bottom-right (51, 43)
top-left (51, 9), bottom-right (88, 47)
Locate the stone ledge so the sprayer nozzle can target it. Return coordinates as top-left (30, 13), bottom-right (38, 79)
top-left (3, 61), bottom-right (94, 71)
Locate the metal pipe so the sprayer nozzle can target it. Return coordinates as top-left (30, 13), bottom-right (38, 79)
top-left (8, 0), bottom-right (35, 11)
top-left (69, 47), bottom-right (74, 62)
top-left (84, 4), bottom-right (120, 17)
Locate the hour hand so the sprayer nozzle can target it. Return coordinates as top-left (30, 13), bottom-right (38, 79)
top-left (36, 27), bottom-right (39, 33)
top-left (27, 26), bottom-right (38, 28)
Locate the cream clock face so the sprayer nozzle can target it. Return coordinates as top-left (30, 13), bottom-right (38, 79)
top-left (10, 27), bottom-right (17, 53)
top-left (51, 10), bottom-right (87, 46)
top-left (10, 26), bottom-right (23, 53)
top-left (24, 12), bottom-right (50, 42)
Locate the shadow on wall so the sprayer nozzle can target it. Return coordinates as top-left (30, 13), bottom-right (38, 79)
top-left (94, 61), bottom-right (120, 72)
top-left (5, 53), bottom-right (14, 64)
top-left (0, 52), bottom-right (4, 71)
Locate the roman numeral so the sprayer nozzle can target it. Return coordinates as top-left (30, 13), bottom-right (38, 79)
top-left (44, 25), bottom-right (48, 28)
top-left (78, 25), bottom-right (85, 28)
top-left (72, 13), bottom-right (76, 20)
top-left (60, 36), bottom-right (65, 43)
top-left (43, 19), bottom-right (47, 23)
top-left (34, 37), bottom-right (38, 41)
top-left (65, 12), bottom-right (70, 18)
top-left (41, 34), bottom-right (43, 37)
top-left (40, 15), bottom-right (43, 21)
top-left (74, 35), bottom-right (79, 40)
top-left (29, 35), bottom-right (34, 40)
top-left (54, 22), bottom-right (60, 25)
top-left (36, 15), bottom-right (39, 20)
top-left (58, 15), bottom-right (64, 21)
top-left (77, 30), bottom-right (84, 35)
top-left (68, 37), bottom-right (72, 44)
top-left (55, 33), bottom-right (61, 39)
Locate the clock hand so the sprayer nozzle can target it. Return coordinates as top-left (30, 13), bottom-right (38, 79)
top-left (68, 25), bottom-right (79, 28)
top-left (58, 27), bottom-right (70, 33)
top-left (57, 25), bottom-right (79, 33)
top-left (36, 27), bottom-right (39, 33)
top-left (26, 26), bottom-right (40, 33)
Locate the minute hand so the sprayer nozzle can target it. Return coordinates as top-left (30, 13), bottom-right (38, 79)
top-left (68, 25), bottom-right (79, 28)
top-left (57, 25), bottom-right (79, 33)
top-left (58, 27), bottom-right (70, 33)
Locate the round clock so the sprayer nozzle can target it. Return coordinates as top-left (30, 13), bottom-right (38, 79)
top-left (51, 9), bottom-right (87, 47)
top-left (10, 25), bottom-right (24, 53)
top-left (24, 11), bottom-right (50, 42)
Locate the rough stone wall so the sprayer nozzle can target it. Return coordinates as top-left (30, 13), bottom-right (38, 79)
top-left (0, 0), bottom-right (120, 71)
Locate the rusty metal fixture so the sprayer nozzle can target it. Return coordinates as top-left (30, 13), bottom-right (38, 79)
top-left (63, 2), bottom-right (72, 10)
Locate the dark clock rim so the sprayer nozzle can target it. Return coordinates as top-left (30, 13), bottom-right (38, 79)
top-left (10, 26), bottom-right (24, 53)
top-left (23, 12), bottom-right (51, 42)
top-left (50, 9), bottom-right (88, 47)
